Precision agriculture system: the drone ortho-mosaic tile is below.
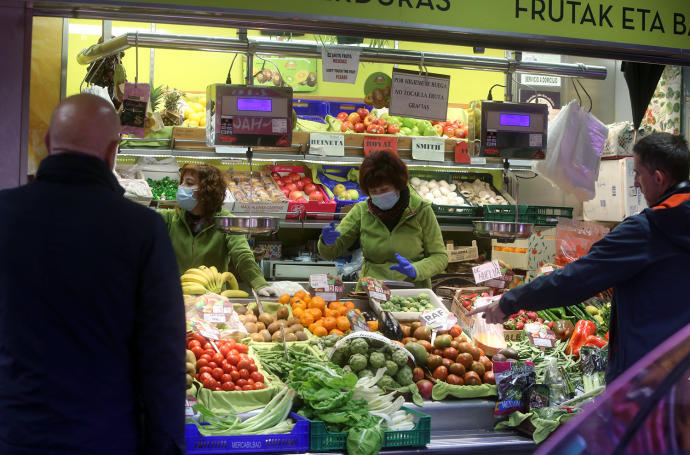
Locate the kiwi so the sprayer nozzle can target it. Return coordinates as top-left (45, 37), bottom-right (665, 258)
top-left (259, 329), bottom-right (271, 342)
top-left (256, 322), bottom-right (266, 332)
top-left (276, 319), bottom-right (288, 327)
top-left (245, 314), bottom-right (257, 324)
top-left (290, 323), bottom-right (304, 333)
top-left (267, 321), bottom-right (282, 334)
top-left (245, 322), bottom-right (258, 334)
top-left (235, 305), bottom-right (247, 315)
top-left (258, 313), bottom-right (275, 326)
top-left (285, 332), bottom-right (297, 342)
top-left (238, 315), bottom-right (247, 324)
top-left (287, 317), bottom-right (301, 326)
top-left (306, 72), bottom-right (317, 87)
top-left (276, 305), bottom-right (290, 320)
top-left (250, 333), bottom-right (265, 343)
top-left (295, 330), bottom-right (308, 341)
top-left (271, 331), bottom-right (284, 341)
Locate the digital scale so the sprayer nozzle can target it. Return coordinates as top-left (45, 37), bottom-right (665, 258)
top-left (263, 260), bottom-right (339, 280)
top-left (467, 100), bottom-right (548, 159)
top-left (206, 84), bottom-right (293, 147)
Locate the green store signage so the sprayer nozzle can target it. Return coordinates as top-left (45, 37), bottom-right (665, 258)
top-left (71, 0), bottom-right (690, 51)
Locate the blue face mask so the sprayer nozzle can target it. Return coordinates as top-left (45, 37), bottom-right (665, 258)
top-left (370, 189), bottom-right (400, 210)
top-left (177, 186), bottom-right (198, 211)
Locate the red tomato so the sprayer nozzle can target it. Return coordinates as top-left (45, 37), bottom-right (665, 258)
top-left (213, 386), bottom-right (223, 392)
top-left (202, 378), bottom-right (215, 389)
top-left (187, 340), bottom-right (201, 349)
top-left (203, 343), bottom-right (212, 350)
top-left (253, 382), bottom-right (265, 390)
top-left (195, 359), bottom-right (208, 370)
top-left (221, 382), bottom-right (234, 391)
top-left (247, 378), bottom-right (255, 385)
top-left (192, 333), bottom-right (205, 344)
top-left (230, 370), bottom-right (241, 382)
top-left (354, 122), bottom-right (366, 134)
top-left (234, 386), bottom-right (243, 391)
top-left (207, 361), bottom-right (218, 370)
top-left (219, 344), bottom-right (231, 356)
top-left (250, 372), bottom-right (264, 383)
top-left (199, 372), bottom-right (213, 383)
top-left (226, 352), bottom-right (239, 363)
top-left (236, 379), bottom-right (248, 387)
top-left (222, 363), bottom-right (234, 374)
top-left (242, 384), bottom-right (254, 391)
top-left (248, 363), bottom-right (258, 373)
top-left (221, 374), bottom-right (232, 383)
top-left (239, 369), bottom-right (250, 380)
top-left (236, 344), bottom-right (249, 354)
top-left (199, 366), bottom-right (212, 375)
top-left (190, 347), bottom-right (204, 358)
top-left (204, 349), bottom-right (215, 357)
top-left (237, 359), bottom-right (251, 371)
top-left (213, 353), bottom-right (224, 364)
top-left (195, 373), bottom-right (201, 381)
top-left (211, 368), bottom-right (224, 380)
top-left (337, 112), bottom-right (349, 122)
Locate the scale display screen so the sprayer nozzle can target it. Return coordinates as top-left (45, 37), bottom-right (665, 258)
top-left (237, 97), bottom-right (272, 112)
top-left (499, 113), bottom-right (530, 127)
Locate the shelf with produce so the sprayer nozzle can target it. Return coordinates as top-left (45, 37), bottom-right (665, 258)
top-left (277, 219), bottom-right (476, 232)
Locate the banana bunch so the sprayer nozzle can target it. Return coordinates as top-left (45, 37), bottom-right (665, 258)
top-left (181, 265), bottom-right (247, 297)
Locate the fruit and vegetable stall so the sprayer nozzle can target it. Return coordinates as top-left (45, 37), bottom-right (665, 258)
top-left (181, 266), bottom-right (611, 454)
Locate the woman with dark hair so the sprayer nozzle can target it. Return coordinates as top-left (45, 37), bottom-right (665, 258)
top-left (317, 150), bottom-right (447, 288)
top-left (158, 163), bottom-right (277, 296)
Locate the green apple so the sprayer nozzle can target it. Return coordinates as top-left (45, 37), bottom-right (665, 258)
top-left (346, 189), bottom-right (359, 200)
top-left (333, 184), bottom-right (347, 196)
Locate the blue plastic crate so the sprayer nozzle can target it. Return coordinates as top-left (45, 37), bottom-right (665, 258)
top-left (327, 101), bottom-right (372, 117)
top-left (293, 99), bottom-right (328, 124)
top-left (185, 412), bottom-right (310, 454)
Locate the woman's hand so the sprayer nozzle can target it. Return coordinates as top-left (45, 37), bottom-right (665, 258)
top-left (321, 222), bottom-right (341, 246)
top-left (389, 253), bottom-right (416, 279)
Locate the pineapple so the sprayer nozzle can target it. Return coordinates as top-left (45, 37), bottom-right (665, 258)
top-left (161, 87), bottom-right (182, 126)
top-left (149, 84), bottom-right (164, 112)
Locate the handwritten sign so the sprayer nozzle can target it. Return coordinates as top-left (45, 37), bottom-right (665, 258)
top-left (412, 136), bottom-right (445, 161)
top-left (472, 260), bottom-right (502, 284)
top-left (310, 273), bottom-right (330, 290)
top-left (309, 132), bottom-right (345, 156)
top-left (363, 135), bottom-right (398, 156)
top-left (389, 68), bottom-right (450, 122)
top-left (321, 45), bottom-right (361, 84)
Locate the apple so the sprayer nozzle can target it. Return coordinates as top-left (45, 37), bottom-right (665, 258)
top-left (387, 123), bottom-right (400, 135)
top-left (376, 118), bottom-right (387, 127)
top-left (281, 188), bottom-right (290, 198)
top-left (304, 183), bottom-right (316, 194)
top-left (295, 180), bottom-right (305, 190)
top-left (286, 183), bottom-right (298, 192)
top-left (337, 112), bottom-right (348, 122)
top-left (443, 126), bottom-right (456, 137)
top-left (354, 122), bottom-right (366, 134)
top-left (300, 177), bottom-right (312, 186)
top-left (341, 121), bottom-right (354, 132)
top-left (363, 114), bottom-right (376, 127)
top-left (271, 172), bottom-right (281, 181)
top-left (433, 124), bottom-right (444, 136)
top-left (288, 172), bottom-right (301, 182)
top-left (309, 191), bottom-right (324, 202)
top-left (346, 189), bottom-right (359, 200)
top-left (276, 178), bottom-right (285, 187)
top-left (289, 190), bottom-right (303, 201)
top-left (366, 123), bottom-right (378, 134)
top-left (347, 112), bottom-right (361, 124)
top-left (357, 107), bottom-right (370, 121)
top-left (333, 184), bottom-right (347, 196)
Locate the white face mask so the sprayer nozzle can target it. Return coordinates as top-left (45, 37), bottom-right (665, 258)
top-left (370, 189), bottom-right (400, 210)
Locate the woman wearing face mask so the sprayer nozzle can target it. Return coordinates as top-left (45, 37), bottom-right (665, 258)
top-left (317, 150), bottom-right (447, 288)
top-left (158, 163), bottom-right (278, 296)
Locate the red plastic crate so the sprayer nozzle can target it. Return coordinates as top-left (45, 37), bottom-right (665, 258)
top-left (268, 165), bottom-right (336, 220)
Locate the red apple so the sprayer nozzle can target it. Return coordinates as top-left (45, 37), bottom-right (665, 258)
top-left (286, 183), bottom-right (298, 192)
top-left (295, 180), bottom-right (305, 190)
top-left (443, 126), bottom-right (456, 137)
top-left (309, 191), bottom-right (324, 202)
top-left (300, 177), bottom-right (312, 186)
top-left (289, 190), bottom-right (303, 201)
top-left (336, 112), bottom-right (348, 122)
top-left (276, 178), bottom-right (285, 187)
top-left (454, 128), bottom-right (464, 138)
top-left (347, 112), bottom-right (361, 124)
top-left (376, 118), bottom-right (387, 127)
top-left (387, 123), bottom-right (400, 134)
top-left (271, 172), bottom-right (281, 181)
top-left (357, 107), bottom-right (370, 121)
top-left (304, 183), bottom-right (316, 194)
top-left (341, 121), bottom-right (354, 132)
top-left (363, 114), bottom-right (376, 127)
top-left (433, 124), bottom-right (443, 136)
top-left (281, 188), bottom-right (290, 197)
top-left (354, 122), bottom-right (366, 133)
top-left (288, 173), bottom-right (301, 182)
top-left (366, 123), bottom-right (378, 134)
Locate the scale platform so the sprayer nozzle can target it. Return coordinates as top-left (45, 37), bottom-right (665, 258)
top-left (264, 259), bottom-right (338, 280)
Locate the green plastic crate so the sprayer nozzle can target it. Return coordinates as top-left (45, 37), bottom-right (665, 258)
top-left (309, 407), bottom-right (431, 452)
top-left (484, 205), bottom-right (573, 226)
top-left (409, 170), bottom-right (481, 222)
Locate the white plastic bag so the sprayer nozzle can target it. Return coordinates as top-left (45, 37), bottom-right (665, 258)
top-left (534, 100), bottom-right (608, 201)
top-left (81, 84), bottom-right (114, 106)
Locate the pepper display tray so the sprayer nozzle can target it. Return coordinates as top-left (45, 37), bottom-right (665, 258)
top-left (370, 288), bottom-right (448, 322)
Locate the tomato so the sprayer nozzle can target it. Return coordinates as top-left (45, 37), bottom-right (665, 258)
top-left (239, 369), bottom-right (250, 380)
top-left (221, 374), bottom-right (233, 383)
top-left (235, 343), bottom-right (249, 354)
top-left (226, 354), bottom-right (240, 366)
top-left (242, 384), bottom-right (254, 391)
top-left (253, 382), bottom-right (265, 390)
top-left (250, 372), bottom-right (264, 383)
top-left (213, 353), bottom-right (225, 365)
top-left (196, 359), bottom-right (209, 369)
top-left (219, 344), bottom-right (231, 356)
top-left (230, 370), bottom-right (241, 382)
top-left (247, 378), bottom-right (255, 385)
top-left (237, 359), bottom-right (251, 371)
top-left (192, 333), bottom-right (206, 344)
top-left (204, 349), bottom-right (215, 357)
top-left (207, 362), bottom-right (218, 370)
top-left (236, 379), bottom-right (248, 387)
top-left (199, 372), bottom-right (213, 383)
top-left (211, 368), bottom-right (224, 380)
top-left (221, 382), bottom-right (234, 391)
top-left (202, 378), bottom-right (215, 389)
top-left (213, 386), bottom-right (222, 392)
top-left (195, 373), bottom-right (201, 381)
top-left (190, 347), bottom-right (204, 358)
top-left (203, 343), bottom-right (212, 350)
top-left (234, 386), bottom-right (243, 391)
top-left (187, 340), bottom-right (201, 349)
top-left (199, 366), bottom-right (212, 375)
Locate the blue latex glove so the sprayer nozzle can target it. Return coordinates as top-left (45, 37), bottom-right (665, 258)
top-left (321, 222), bottom-right (341, 246)
top-left (389, 253), bottom-right (416, 279)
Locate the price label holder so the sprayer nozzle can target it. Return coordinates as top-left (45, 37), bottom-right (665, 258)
top-left (309, 133), bottom-right (345, 157)
top-left (524, 322), bottom-right (556, 349)
top-left (309, 273), bottom-right (343, 302)
top-left (363, 135), bottom-right (398, 156)
top-left (454, 141), bottom-right (470, 164)
top-left (472, 260), bottom-right (502, 284)
top-left (185, 394), bottom-right (198, 418)
top-left (363, 277), bottom-right (391, 304)
top-left (421, 308), bottom-right (457, 346)
top-left (333, 331), bottom-right (416, 364)
top-left (280, 323), bottom-right (289, 360)
top-left (347, 309), bottom-right (371, 332)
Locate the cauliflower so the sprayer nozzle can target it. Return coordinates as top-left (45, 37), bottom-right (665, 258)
top-left (377, 375), bottom-right (397, 390)
top-left (349, 353), bottom-right (368, 372)
top-left (331, 346), bottom-right (349, 366)
top-left (349, 338), bottom-right (369, 356)
top-left (358, 369), bottom-right (374, 379)
top-left (369, 351), bottom-right (386, 369)
top-left (395, 365), bottom-right (414, 386)
top-left (384, 360), bottom-right (399, 376)
top-left (392, 348), bottom-right (409, 367)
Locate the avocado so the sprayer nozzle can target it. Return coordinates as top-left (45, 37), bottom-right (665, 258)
top-left (405, 341), bottom-right (428, 366)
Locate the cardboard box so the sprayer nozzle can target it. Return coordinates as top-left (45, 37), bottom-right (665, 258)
top-left (491, 227), bottom-right (556, 270)
top-left (446, 240), bottom-right (479, 263)
top-left (171, 127), bottom-right (212, 150)
top-left (583, 157), bottom-right (647, 222)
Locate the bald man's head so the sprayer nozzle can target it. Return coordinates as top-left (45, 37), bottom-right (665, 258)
top-left (46, 93), bottom-right (121, 168)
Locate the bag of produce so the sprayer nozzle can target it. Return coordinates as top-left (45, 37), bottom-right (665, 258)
top-left (494, 361), bottom-right (536, 416)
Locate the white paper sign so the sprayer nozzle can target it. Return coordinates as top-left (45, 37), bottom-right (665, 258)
top-left (310, 273), bottom-right (330, 289)
top-left (389, 68), bottom-right (450, 122)
top-left (204, 313), bottom-right (227, 323)
top-left (472, 261), bottom-right (502, 284)
top-left (321, 46), bottom-right (361, 83)
top-left (520, 73), bottom-right (562, 87)
top-left (309, 133), bottom-right (345, 156)
top-left (412, 136), bottom-right (445, 161)
top-left (420, 308), bottom-right (457, 331)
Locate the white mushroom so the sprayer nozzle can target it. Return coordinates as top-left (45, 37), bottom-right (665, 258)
top-left (449, 184), bottom-right (457, 192)
top-left (410, 177), bottom-right (421, 186)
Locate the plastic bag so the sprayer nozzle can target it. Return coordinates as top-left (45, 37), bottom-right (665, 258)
top-left (534, 100), bottom-right (608, 201)
top-left (494, 361), bottom-right (536, 416)
top-left (81, 84), bottom-right (114, 106)
top-left (471, 296), bottom-right (507, 351)
top-left (555, 219), bottom-right (609, 266)
top-left (185, 293), bottom-right (247, 338)
top-left (340, 248), bottom-right (364, 280)
top-left (602, 121), bottom-right (635, 157)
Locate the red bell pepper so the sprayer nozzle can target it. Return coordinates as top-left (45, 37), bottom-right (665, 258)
top-left (565, 320), bottom-right (597, 357)
top-left (582, 335), bottom-right (608, 348)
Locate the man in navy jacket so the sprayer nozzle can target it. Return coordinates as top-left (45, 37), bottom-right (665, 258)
top-left (0, 94), bottom-right (186, 454)
top-left (470, 132), bottom-right (690, 383)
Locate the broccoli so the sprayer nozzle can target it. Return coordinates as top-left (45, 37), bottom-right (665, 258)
top-left (377, 375), bottom-right (397, 390)
top-left (369, 351), bottom-right (386, 369)
top-left (395, 365), bottom-right (414, 386)
top-left (358, 369), bottom-right (374, 379)
top-left (349, 338), bottom-right (369, 356)
top-left (331, 348), bottom-right (349, 367)
top-left (392, 348), bottom-right (409, 367)
top-left (384, 360), bottom-right (399, 376)
top-left (342, 365), bottom-right (353, 376)
top-left (349, 353), bottom-right (368, 372)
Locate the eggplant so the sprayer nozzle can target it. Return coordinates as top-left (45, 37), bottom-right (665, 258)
top-left (379, 311), bottom-right (403, 341)
top-left (361, 311), bottom-right (378, 322)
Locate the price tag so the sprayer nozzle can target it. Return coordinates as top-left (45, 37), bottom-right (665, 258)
top-left (455, 141), bottom-right (470, 164)
top-left (472, 261), bottom-right (502, 284)
top-left (363, 135), bottom-right (398, 156)
top-left (185, 400), bottom-right (194, 417)
top-left (204, 313), bottom-right (227, 323)
top-left (310, 273), bottom-right (330, 290)
top-left (525, 322), bottom-right (556, 348)
top-left (540, 266), bottom-right (555, 274)
top-left (347, 309), bottom-right (370, 332)
top-left (364, 277), bottom-right (390, 302)
top-left (412, 136), bottom-right (445, 162)
top-left (420, 308), bottom-right (457, 331)
top-left (309, 133), bottom-right (345, 156)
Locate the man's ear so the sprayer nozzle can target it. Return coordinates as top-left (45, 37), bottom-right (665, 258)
top-left (653, 169), bottom-right (669, 188)
top-left (105, 140), bottom-right (119, 170)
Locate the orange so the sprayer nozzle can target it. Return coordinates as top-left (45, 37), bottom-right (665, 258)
top-left (308, 308), bottom-right (323, 320)
top-left (278, 294), bottom-right (290, 304)
top-left (344, 301), bottom-right (355, 310)
top-left (292, 301), bottom-right (307, 310)
top-left (337, 306), bottom-right (350, 317)
top-left (323, 308), bottom-right (338, 318)
top-left (302, 294), bottom-right (312, 304)
top-left (322, 316), bottom-right (337, 331)
top-left (330, 329), bottom-right (345, 336)
top-left (294, 290), bottom-right (307, 299)
top-left (308, 322), bottom-right (320, 334)
top-left (309, 296), bottom-right (326, 310)
top-left (313, 326), bottom-right (328, 337)
top-left (336, 316), bottom-right (351, 332)
top-left (367, 320), bottom-right (379, 332)
top-left (300, 313), bottom-right (314, 327)
top-left (328, 301), bottom-right (342, 310)
top-left (293, 307), bottom-right (305, 318)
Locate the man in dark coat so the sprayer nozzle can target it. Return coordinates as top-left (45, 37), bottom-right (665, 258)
top-left (470, 132), bottom-right (690, 383)
top-left (0, 94), bottom-right (186, 454)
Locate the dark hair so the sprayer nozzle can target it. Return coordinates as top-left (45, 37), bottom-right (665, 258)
top-left (358, 150), bottom-right (409, 195)
top-left (179, 163), bottom-right (226, 217)
top-left (633, 132), bottom-right (690, 184)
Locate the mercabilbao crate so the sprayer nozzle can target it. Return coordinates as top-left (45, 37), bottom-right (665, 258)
top-left (484, 205), bottom-right (573, 226)
top-left (185, 412), bottom-right (310, 454)
top-left (309, 407), bottom-right (430, 452)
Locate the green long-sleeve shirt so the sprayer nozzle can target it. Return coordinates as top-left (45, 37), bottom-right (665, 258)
top-left (318, 190), bottom-right (448, 289)
top-left (158, 208), bottom-right (268, 290)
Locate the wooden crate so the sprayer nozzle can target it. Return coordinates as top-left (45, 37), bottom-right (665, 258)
top-left (171, 127), bottom-right (211, 150)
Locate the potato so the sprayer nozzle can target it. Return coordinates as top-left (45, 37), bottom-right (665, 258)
top-left (259, 329), bottom-right (271, 342)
